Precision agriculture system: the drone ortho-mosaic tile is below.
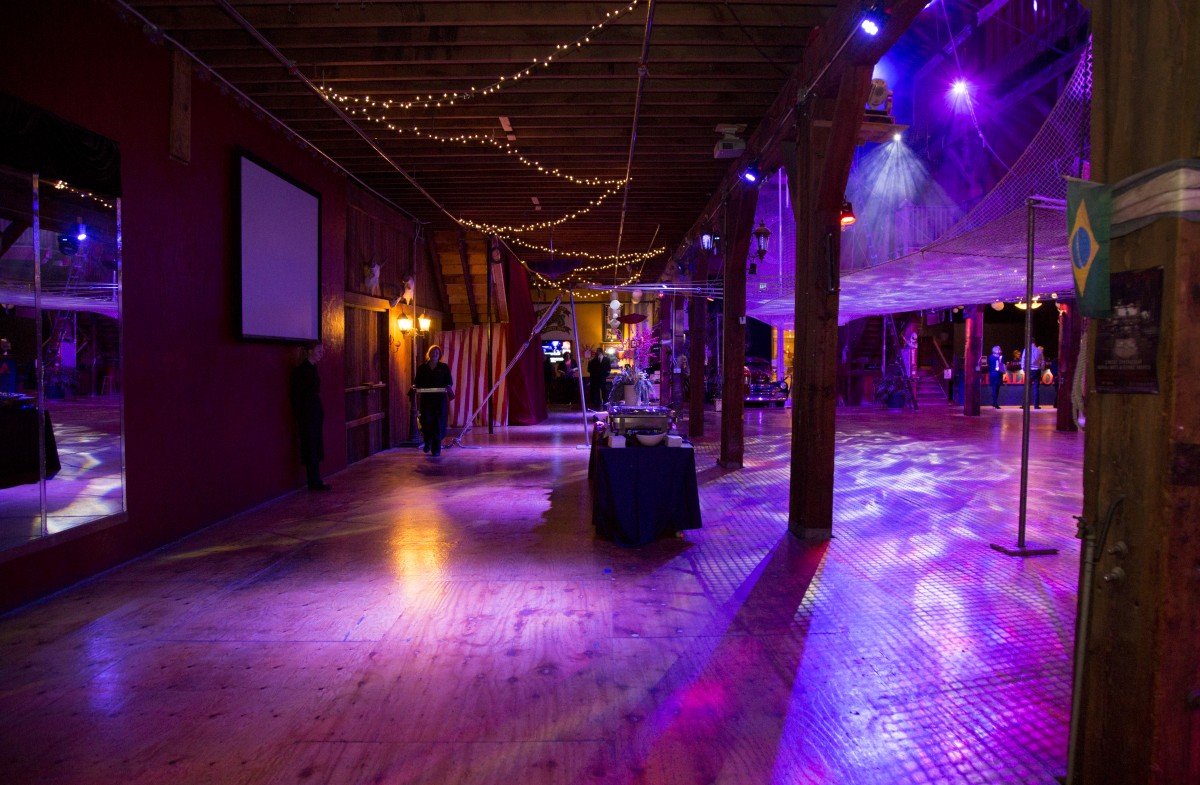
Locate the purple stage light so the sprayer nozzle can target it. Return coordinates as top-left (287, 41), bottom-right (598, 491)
top-left (861, 19), bottom-right (880, 36)
top-left (951, 80), bottom-right (969, 97)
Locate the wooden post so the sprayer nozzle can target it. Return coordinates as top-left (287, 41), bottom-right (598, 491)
top-left (1073, 3), bottom-right (1200, 783)
top-left (788, 67), bottom-right (872, 540)
top-left (688, 250), bottom-right (709, 437)
top-left (963, 305), bottom-right (982, 415)
top-left (659, 295), bottom-right (671, 406)
top-left (718, 190), bottom-right (758, 468)
top-left (1055, 302), bottom-right (1080, 432)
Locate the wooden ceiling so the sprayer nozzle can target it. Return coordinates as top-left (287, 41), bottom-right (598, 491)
top-left (125, 0), bottom-right (845, 284)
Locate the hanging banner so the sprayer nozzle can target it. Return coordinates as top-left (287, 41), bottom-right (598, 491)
top-left (1066, 178), bottom-right (1112, 318)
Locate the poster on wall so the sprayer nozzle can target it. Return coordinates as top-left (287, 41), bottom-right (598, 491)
top-left (1093, 267), bottom-right (1162, 394)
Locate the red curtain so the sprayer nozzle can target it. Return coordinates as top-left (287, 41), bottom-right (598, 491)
top-left (438, 327), bottom-right (507, 429)
top-left (503, 254), bottom-right (547, 425)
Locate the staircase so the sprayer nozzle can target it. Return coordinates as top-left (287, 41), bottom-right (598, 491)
top-left (912, 370), bottom-right (948, 405)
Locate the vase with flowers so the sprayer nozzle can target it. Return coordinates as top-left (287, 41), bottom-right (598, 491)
top-left (608, 332), bottom-right (655, 406)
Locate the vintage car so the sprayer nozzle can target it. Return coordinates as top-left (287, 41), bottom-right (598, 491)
top-left (743, 357), bottom-right (789, 407)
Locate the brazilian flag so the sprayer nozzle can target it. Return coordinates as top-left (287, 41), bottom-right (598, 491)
top-left (1067, 178), bottom-right (1112, 318)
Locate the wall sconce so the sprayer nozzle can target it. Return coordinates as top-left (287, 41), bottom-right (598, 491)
top-left (418, 314), bottom-right (432, 332)
top-left (398, 315), bottom-right (414, 333)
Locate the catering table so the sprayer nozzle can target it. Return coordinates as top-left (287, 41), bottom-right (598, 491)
top-left (588, 444), bottom-right (702, 546)
top-left (0, 400), bottom-right (61, 488)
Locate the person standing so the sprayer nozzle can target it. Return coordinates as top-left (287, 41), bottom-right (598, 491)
top-left (413, 344), bottom-right (453, 456)
top-left (1021, 342), bottom-right (1045, 408)
top-left (987, 345), bottom-right (1006, 409)
top-left (291, 343), bottom-right (330, 491)
top-left (586, 346), bottom-right (608, 411)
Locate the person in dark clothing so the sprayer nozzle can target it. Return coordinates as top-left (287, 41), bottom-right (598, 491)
top-left (987, 344), bottom-right (1005, 409)
top-left (413, 344), bottom-right (453, 456)
top-left (291, 343), bottom-right (330, 490)
top-left (586, 347), bottom-right (607, 411)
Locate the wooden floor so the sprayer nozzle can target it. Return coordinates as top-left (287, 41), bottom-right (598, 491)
top-left (0, 404), bottom-right (1083, 784)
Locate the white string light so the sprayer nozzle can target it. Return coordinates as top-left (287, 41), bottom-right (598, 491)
top-left (505, 236), bottom-right (665, 266)
top-left (320, 1), bottom-right (642, 111)
top-left (51, 180), bottom-right (115, 210)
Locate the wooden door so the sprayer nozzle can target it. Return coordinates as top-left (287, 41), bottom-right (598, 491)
top-left (344, 305), bottom-right (388, 463)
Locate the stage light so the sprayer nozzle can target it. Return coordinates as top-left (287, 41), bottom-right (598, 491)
top-left (700, 232), bottom-right (714, 252)
top-left (951, 80), bottom-right (969, 97)
top-left (741, 161), bottom-right (762, 184)
top-left (57, 235), bottom-right (78, 256)
top-left (75, 219), bottom-right (87, 241)
top-left (839, 200), bottom-right (857, 227)
top-left (860, 6), bottom-right (887, 36)
top-left (893, 132), bottom-right (902, 142)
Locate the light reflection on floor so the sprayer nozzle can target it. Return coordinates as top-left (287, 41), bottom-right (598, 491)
top-left (0, 398), bottom-right (124, 548)
top-left (0, 403), bottom-right (1080, 784)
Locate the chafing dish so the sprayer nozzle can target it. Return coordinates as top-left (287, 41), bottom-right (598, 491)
top-left (606, 404), bottom-right (673, 437)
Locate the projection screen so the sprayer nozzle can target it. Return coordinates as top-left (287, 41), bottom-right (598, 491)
top-left (236, 151), bottom-right (321, 342)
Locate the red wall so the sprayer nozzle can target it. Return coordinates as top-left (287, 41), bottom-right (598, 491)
top-left (0, 0), bottom-right (354, 608)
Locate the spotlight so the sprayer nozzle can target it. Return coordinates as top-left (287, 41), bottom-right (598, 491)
top-left (893, 132), bottom-right (902, 142)
top-left (860, 6), bottom-right (887, 36)
top-left (700, 232), bottom-right (714, 252)
top-left (57, 235), bottom-right (79, 256)
top-left (839, 200), bottom-right (856, 227)
top-left (741, 161), bottom-right (761, 184)
top-left (951, 80), bottom-right (969, 97)
top-left (76, 221), bottom-right (87, 241)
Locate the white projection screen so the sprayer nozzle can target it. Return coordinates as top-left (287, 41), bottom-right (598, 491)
top-left (236, 151), bottom-right (321, 342)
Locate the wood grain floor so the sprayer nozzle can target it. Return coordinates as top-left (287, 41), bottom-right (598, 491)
top-left (0, 404), bottom-right (1082, 784)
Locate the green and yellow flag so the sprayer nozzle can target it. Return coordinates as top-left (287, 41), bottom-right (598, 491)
top-left (1067, 178), bottom-right (1111, 318)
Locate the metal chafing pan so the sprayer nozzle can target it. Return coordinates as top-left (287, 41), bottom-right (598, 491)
top-left (607, 404), bottom-right (672, 436)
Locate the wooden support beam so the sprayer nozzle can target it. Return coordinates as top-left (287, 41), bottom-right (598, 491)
top-left (1074, 4), bottom-right (1200, 783)
top-left (457, 230), bottom-right (480, 325)
top-left (963, 305), bottom-right (982, 415)
top-left (718, 188), bottom-right (759, 468)
top-left (1054, 302), bottom-right (1080, 432)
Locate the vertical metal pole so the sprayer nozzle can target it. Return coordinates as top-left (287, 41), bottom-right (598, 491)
top-left (487, 247), bottom-right (494, 434)
top-left (32, 174), bottom-right (46, 537)
top-left (1017, 198), bottom-right (1036, 549)
top-left (568, 290), bottom-right (590, 445)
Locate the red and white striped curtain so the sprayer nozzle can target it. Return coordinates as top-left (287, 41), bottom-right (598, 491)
top-left (436, 326), bottom-right (508, 428)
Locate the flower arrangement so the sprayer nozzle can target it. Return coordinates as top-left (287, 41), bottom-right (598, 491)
top-left (608, 331), bottom-right (655, 405)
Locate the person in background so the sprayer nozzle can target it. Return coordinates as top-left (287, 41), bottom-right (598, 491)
top-left (1021, 342), bottom-right (1045, 408)
top-left (413, 344), bottom-right (453, 456)
top-left (291, 343), bottom-right (330, 491)
top-left (586, 346), bottom-right (606, 411)
top-left (987, 345), bottom-right (1006, 409)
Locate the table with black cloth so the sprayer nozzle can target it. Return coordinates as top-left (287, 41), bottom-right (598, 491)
top-left (588, 443), bottom-right (702, 546)
top-left (0, 400), bottom-right (60, 489)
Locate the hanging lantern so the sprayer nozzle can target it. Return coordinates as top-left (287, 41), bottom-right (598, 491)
top-left (609, 298), bottom-right (621, 311)
top-left (751, 220), bottom-right (771, 261)
top-left (631, 289), bottom-right (643, 303)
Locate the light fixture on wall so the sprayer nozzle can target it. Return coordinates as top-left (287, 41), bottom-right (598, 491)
top-left (418, 314), bottom-right (432, 332)
top-left (398, 315), bottom-right (414, 333)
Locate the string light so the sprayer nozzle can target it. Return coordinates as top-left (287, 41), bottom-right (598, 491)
top-left (319, 1), bottom-right (642, 111)
top-left (324, 108), bottom-right (627, 189)
top-left (455, 188), bottom-right (621, 234)
top-left (505, 236), bottom-right (665, 266)
top-left (51, 180), bottom-right (114, 210)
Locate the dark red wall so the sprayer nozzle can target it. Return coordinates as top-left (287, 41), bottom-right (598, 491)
top-left (0, 0), bottom-right (353, 608)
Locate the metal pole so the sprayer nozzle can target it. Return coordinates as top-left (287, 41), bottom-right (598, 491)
top-left (1017, 198), bottom-right (1036, 549)
top-left (487, 246), bottom-right (494, 435)
top-left (568, 290), bottom-right (591, 446)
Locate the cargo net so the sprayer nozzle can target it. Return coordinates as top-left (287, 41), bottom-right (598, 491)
top-left (746, 40), bottom-right (1092, 326)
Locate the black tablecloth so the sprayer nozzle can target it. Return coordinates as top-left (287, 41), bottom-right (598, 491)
top-left (589, 445), bottom-right (702, 546)
top-left (0, 404), bottom-right (60, 488)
